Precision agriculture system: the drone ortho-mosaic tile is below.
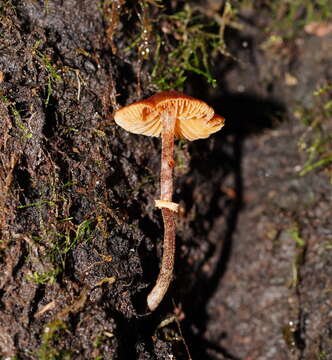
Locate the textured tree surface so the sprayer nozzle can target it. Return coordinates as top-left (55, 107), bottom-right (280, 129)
top-left (1, 1), bottom-right (332, 359)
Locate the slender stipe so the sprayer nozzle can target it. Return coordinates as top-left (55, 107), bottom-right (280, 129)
top-left (147, 110), bottom-right (177, 311)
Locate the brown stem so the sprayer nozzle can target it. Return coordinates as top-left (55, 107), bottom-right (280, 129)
top-left (147, 109), bottom-right (177, 311)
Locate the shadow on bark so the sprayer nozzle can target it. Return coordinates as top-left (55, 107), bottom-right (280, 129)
top-left (177, 92), bottom-right (286, 359)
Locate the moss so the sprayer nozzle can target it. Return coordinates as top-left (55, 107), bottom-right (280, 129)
top-left (33, 41), bottom-right (62, 106)
top-left (38, 320), bottom-right (72, 360)
top-left (319, 352), bottom-right (328, 359)
top-left (106, 0), bottom-right (332, 174)
top-left (0, 94), bottom-right (33, 139)
top-left (235, 0), bottom-right (332, 38)
top-left (150, 3), bottom-right (233, 90)
top-left (289, 225), bottom-right (306, 247)
top-left (27, 269), bottom-right (59, 285)
top-left (269, 0), bottom-right (332, 37)
top-left (48, 218), bottom-right (96, 273)
top-left (296, 83), bottom-right (332, 178)
top-left (93, 331), bottom-right (114, 355)
top-left (288, 224), bottom-right (306, 289)
top-left (17, 200), bottom-right (56, 209)
top-left (25, 218), bottom-right (96, 286)
top-left (104, 1), bottom-right (234, 92)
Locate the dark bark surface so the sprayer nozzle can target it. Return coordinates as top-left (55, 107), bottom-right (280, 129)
top-left (1, 1), bottom-right (332, 359)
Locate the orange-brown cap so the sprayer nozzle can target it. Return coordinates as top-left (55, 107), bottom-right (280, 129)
top-left (114, 91), bottom-right (225, 141)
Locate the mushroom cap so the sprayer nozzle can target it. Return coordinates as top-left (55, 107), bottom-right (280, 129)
top-left (114, 91), bottom-right (225, 141)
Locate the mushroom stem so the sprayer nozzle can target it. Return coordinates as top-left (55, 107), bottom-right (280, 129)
top-left (147, 110), bottom-right (177, 311)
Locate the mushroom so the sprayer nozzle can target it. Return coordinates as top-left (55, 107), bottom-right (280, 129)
top-left (114, 91), bottom-right (225, 311)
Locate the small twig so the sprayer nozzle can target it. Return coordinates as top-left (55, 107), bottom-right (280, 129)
top-left (172, 300), bottom-right (193, 360)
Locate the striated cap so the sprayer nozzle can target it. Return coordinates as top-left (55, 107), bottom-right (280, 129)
top-left (114, 91), bottom-right (225, 141)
